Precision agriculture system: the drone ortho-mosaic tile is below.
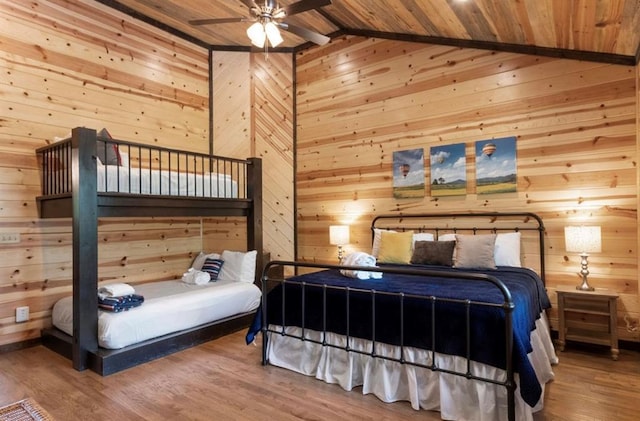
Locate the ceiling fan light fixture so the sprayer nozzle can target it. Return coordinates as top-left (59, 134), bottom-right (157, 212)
top-left (247, 21), bottom-right (266, 48)
top-left (264, 21), bottom-right (283, 47)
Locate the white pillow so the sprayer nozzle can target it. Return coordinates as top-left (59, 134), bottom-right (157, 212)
top-left (494, 232), bottom-right (521, 267)
top-left (371, 228), bottom-right (393, 258)
top-left (218, 250), bottom-right (258, 283)
top-left (437, 233), bottom-right (456, 242)
top-left (191, 252), bottom-right (221, 271)
top-left (119, 151), bottom-right (129, 167)
top-left (413, 232), bottom-right (434, 243)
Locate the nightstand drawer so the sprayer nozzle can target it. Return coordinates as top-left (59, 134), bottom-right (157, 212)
top-left (563, 296), bottom-right (611, 315)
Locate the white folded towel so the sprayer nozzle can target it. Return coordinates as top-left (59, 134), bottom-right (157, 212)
top-left (181, 268), bottom-right (210, 285)
top-left (340, 252), bottom-right (382, 280)
top-left (98, 283), bottom-right (135, 299)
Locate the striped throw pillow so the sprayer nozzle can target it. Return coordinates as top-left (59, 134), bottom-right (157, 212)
top-left (201, 258), bottom-right (224, 281)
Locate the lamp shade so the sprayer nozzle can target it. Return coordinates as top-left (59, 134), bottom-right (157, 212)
top-left (264, 22), bottom-right (283, 47)
top-left (329, 225), bottom-right (350, 246)
top-left (246, 22), bottom-right (266, 48)
top-left (564, 226), bottom-right (602, 253)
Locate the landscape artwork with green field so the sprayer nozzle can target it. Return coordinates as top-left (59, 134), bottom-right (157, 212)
top-left (475, 137), bottom-right (517, 194)
top-left (393, 148), bottom-right (425, 199)
top-left (430, 143), bottom-right (466, 197)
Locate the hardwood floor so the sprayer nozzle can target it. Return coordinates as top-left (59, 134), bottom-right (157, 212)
top-left (1, 331), bottom-right (638, 420)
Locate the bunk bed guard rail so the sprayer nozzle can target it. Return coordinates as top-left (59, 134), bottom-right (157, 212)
top-left (37, 128), bottom-right (252, 200)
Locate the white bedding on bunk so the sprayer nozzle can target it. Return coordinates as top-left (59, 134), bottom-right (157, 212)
top-left (53, 279), bottom-right (260, 349)
top-left (97, 164), bottom-right (238, 198)
top-left (265, 312), bottom-right (558, 421)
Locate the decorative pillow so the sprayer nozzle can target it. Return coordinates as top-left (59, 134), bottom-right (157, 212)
top-left (372, 229), bottom-right (433, 258)
top-left (371, 228), bottom-right (394, 258)
top-left (191, 252), bottom-right (221, 271)
top-left (494, 232), bottom-right (521, 267)
top-left (453, 234), bottom-right (497, 270)
top-left (411, 241), bottom-right (455, 266)
top-left (377, 230), bottom-right (414, 264)
top-left (201, 257), bottom-right (224, 281)
top-left (412, 232), bottom-right (434, 243)
top-left (96, 128), bottom-right (121, 166)
top-left (437, 233), bottom-right (456, 242)
top-left (218, 250), bottom-right (258, 283)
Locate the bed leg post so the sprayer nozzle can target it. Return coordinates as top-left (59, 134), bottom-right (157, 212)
top-left (71, 127), bottom-right (99, 371)
top-left (508, 388), bottom-right (515, 421)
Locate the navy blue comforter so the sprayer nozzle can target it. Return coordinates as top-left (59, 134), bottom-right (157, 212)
top-left (248, 265), bottom-right (550, 407)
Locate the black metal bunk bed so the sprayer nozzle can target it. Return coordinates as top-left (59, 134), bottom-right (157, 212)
top-left (253, 212), bottom-right (554, 421)
top-left (36, 126), bottom-right (263, 375)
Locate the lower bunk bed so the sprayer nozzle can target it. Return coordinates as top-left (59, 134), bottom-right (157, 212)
top-left (36, 127), bottom-right (264, 375)
top-left (47, 277), bottom-right (261, 375)
top-left (248, 212), bottom-right (557, 421)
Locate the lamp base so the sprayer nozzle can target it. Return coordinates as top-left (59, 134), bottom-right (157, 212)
top-left (576, 253), bottom-right (594, 291)
top-left (576, 283), bottom-right (595, 292)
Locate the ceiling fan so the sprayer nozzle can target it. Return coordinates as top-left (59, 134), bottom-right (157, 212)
top-left (189, 0), bottom-right (331, 48)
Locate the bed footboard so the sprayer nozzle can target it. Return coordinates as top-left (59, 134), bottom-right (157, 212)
top-left (258, 261), bottom-right (519, 421)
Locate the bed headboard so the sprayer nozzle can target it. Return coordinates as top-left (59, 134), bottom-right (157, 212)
top-left (371, 212), bottom-right (546, 284)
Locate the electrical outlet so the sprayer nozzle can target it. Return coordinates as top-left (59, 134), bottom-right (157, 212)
top-left (16, 306), bottom-right (29, 323)
top-left (0, 233), bottom-right (20, 244)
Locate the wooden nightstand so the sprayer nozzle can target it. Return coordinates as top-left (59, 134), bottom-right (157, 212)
top-left (556, 286), bottom-right (619, 360)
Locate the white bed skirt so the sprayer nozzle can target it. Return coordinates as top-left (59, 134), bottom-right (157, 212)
top-left (265, 312), bottom-right (558, 421)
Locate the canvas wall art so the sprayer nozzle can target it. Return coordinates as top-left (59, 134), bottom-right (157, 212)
top-left (393, 148), bottom-right (425, 199)
top-left (475, 137), bottom-right (517, 194)
top-left (430, 143), bottom-right (467, 197)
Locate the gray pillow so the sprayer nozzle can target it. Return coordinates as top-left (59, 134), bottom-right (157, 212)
top-left (96, 128), bottom-right (120, 165)
top-left (453, 234), bottom-right (497, 270)
top-left (411, 241), bottom-right (455, 266)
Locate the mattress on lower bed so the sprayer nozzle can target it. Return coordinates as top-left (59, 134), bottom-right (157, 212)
top-left (52, 279), bottom-right (261, 349)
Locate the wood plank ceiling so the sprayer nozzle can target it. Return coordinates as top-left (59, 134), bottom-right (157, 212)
top-left (101, 0), bottom-right (640, 65)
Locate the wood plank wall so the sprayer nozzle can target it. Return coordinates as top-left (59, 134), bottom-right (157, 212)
top-left (251, 53), bottom-right (295, 262)
top-left (295, 36), bottom-right (640, 343)
top-left (0, 0), bottom-right (209, 347)
top-left (207, 51), bottom-right (295, 262)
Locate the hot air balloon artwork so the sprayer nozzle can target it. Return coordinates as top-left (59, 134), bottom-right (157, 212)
top-left (393, 149), bottom-right (425, 198)
top-left (475, 137), bottom-right (517, 194)
top-left (399, 163), bottom-right (411, 178)
top-left (430, 143), bottom-right (466, 197)
top-left (482, 142), bottom-right (496, 157)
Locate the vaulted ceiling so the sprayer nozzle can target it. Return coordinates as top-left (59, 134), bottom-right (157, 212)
top-left (101, 0), bottom-right (640, 65)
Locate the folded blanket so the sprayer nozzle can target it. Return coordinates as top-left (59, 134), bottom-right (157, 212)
top-left (98, 294), bottom-right (144, 312)
top-left (98, 283), bottom-right (136, 300)
top-left (181, 268), bottom-right (210, 285)
top-left (340, 252), bottom-right (382, 280)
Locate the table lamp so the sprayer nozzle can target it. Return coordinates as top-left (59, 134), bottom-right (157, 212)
top-left (564, 226), bottom-right (601, 291)
top-left (329, 225), bottom-right (350, 263)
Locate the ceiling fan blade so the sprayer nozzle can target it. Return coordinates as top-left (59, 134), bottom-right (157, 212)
top-left (239, 0), bottom-right (259, 10)
top-left (282, 0), bottom-right (331, 17)
top-left (278, 22), bottom-right (330, 45)
top-left (189, 17), bottom-right (249, 25)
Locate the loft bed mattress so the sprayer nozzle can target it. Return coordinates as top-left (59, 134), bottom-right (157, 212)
top-left (97, 164), bottom-right (238, 198)
top-left (53, 279), bottom-right (261, 349)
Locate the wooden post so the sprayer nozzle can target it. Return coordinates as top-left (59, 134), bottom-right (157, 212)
top-left (247, 157), bottom-right (264, 283)
top-left (71, 127), bottom-right (99, 370)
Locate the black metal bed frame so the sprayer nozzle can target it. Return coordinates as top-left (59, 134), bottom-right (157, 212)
top-left (259, 212), bottom-right (546, 421)
top-left (36, 126), bottom-right (264, 375)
